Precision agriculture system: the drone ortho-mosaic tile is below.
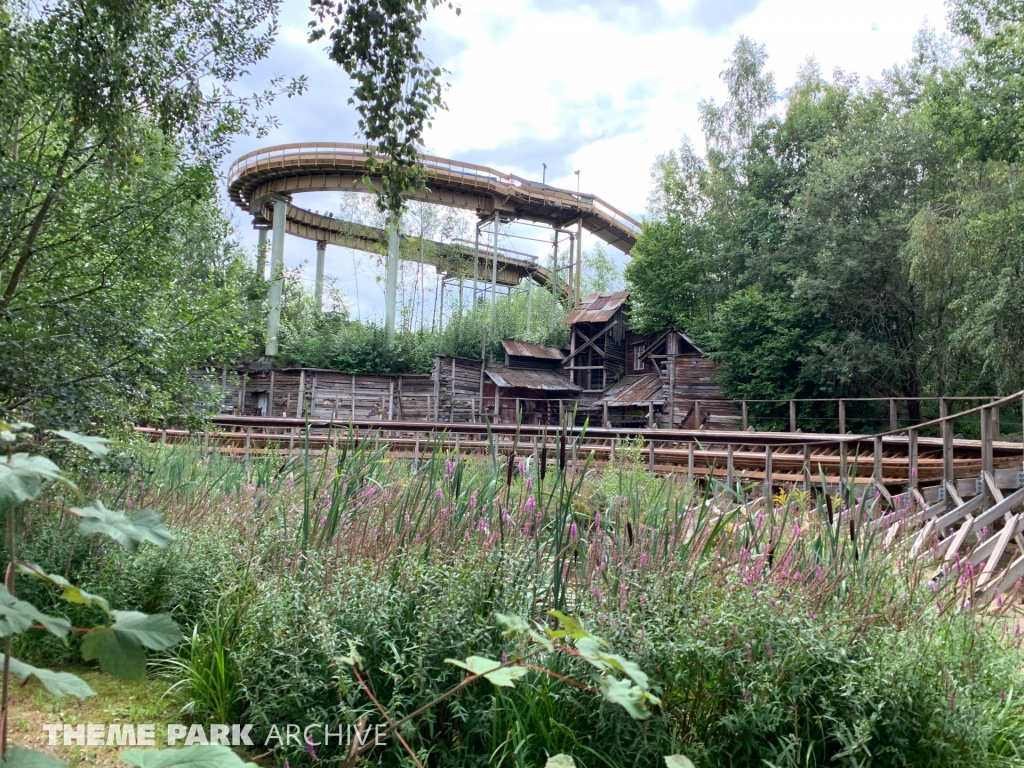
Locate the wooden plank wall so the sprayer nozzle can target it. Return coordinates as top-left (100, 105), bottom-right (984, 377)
top-left (195, 357), bottom-right (485, 422)
top-left (659, 352), bottom-right (741, 430)
top-left (435, 356), bottom-right (485, 422)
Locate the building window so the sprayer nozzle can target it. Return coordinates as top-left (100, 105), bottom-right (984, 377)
top-left (634, 344), bottom-right (645, 371)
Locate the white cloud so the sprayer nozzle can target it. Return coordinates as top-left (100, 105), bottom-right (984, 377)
top-left (223, 0), bottom-right (949, 320)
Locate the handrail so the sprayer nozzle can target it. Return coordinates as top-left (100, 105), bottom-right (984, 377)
top-left (227, 142), bottom-right (642, 236)
top-left (871, 389), bottom-right (1024, 440)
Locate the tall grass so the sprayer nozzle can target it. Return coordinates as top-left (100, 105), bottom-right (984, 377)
top-left (61, 430), bottom-right (1023, 767)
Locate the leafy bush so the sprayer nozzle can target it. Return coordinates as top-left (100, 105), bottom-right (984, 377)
top-left (93, 441), bottom-right (1024, 768)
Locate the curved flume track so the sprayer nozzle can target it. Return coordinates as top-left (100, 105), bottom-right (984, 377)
top-left (227, 143), bottom-right (643, 290)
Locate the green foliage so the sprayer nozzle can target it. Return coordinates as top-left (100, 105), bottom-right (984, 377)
top-left (0, 0), bottom-right (297, 430)
top-left (706, 287), bottom-right (824, 402)
top-left (308, 0), bottom-right (460, 217)
top-left (275, 277), bottom-right (570, 372)
top-left (0, 426), bottom-right (184, 764)
top-left (120, 746), bottom-right (256, 768)
top-left (627, 14), bottom-right (1024, 402)
top-left (61, 440), bottom-right (1024, 768)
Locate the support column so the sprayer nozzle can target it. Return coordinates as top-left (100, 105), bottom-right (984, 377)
top-left (385, 222), bottom-right (399, 340)
top-left (490, 213), bottom-right (499, 344)
top-left (255, 225), bottom-right (269, 280)
top-left (264, 199), bottom-right (287, 358)
top-left (472, 224), bottom-right (479, 306)
top-left (314, 240), bottom-right (326, 308)
top-left (551, 230), bottom-right (559, 301)
top-left (575, 218), bottom-right (583, 305)
top-left (525, 273), bottom-right (532, 335)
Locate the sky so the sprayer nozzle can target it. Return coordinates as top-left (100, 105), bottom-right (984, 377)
top-left (226, 0), bottom-right (950, 323)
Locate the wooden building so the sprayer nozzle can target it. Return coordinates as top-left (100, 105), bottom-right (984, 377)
top-left (482, 366), bottom-right (580, 425)
top-left (561, 290), bottom-right (628, 396)
top-left (196, 291), bottom-right (737, 429)
top-left (596, 328), bottom-right (740, 429)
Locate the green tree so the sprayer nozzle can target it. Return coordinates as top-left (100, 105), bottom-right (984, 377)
top-left (0, 0), bottom-right (297, 429)
top-left (309, 0), bottom-right (461, 218)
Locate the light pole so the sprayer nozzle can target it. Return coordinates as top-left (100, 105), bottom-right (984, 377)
top-left (542, 163), bottom-right (547, 185)
top-left (574, 169), bottom-right (580, 194)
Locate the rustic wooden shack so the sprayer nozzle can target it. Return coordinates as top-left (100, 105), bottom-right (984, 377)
top-left (561, 291), bottom-right (629, 396)
top-left (197, 293), bottom-right (738, 429)
top-left (482, 367), bottom-right (581, 424)
top-left (597, 329), bottom-right (740, 429)
top-left (502, 340), bottom-right (566, 370)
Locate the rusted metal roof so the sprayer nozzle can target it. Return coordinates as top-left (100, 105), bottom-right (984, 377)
top-left (501, 340), bottom-right (565, 360)
top-left (485, 368), bottom-right (582, 391)
top-left (561, 290), bottom-right (629, 325)
top-left (597, 373), bottom-right (664, 406)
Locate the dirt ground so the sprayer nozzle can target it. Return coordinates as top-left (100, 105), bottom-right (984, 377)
top-left (7, 668), bottom-right (182, 768)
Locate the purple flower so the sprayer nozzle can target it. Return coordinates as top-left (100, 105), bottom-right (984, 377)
top-left (436, 487), bottom-right (444, 500)
top-left (445, 459), bottom-right (453, 475)
top-left (305, 737), bottom-right (317, 760)
top-left (570, 522), bottom-right (578, 537)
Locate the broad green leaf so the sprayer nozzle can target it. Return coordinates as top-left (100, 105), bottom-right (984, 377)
top-left (495, 613), bottom-right (553, 652)
top-left (0, 585), bottom-right (71, 637)
top-left (599, 677), bottom-right (655, 720)
top-left (52, 430), bottom-right (110, 457)
top-left (0, 453), bottom-right (73, 508)
top-left (445, 656), bottom-right (529, 688)
top-left (81, 611), bottom-right (182, 680)
top-left (81, 626), bottom-right (147, 681)
top-left (548, 610), bottom-right (597, 642)
top-left (337, 639), bottom-right (362, 668)
top-left (664, 757), bottom-right (696, 768)
top-left (544, 756), bottom-right (576, 768)
top-left (3, 654), bottom-right (95, 698)
top-left (17, 563), bottom-right (111, 614)
top-left (74, 502), bottom-right (175, 550)
top-left (575, 637), bottom-right (649, 688)
top-left (121, 745), bottom-right (257, 768)
top-left (111, 611), bottom-right (183, 650)
top-left (0, 746), bottom-right (67, 768)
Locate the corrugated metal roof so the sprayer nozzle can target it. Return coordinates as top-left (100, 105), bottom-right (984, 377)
top-left (485, 368), bottom-right (582, 391)
top-left (501, 340), bottom-right (565, 360)
top-left (597, 373), bottom-right (664, 406)
top-left (561, 290), bottom-right (629, 325)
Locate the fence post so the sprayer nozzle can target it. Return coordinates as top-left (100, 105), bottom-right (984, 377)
top-left (873, 435), bottom-right (883, 491)
top-left (991, 401), bottom-right (1000, 441)
top-left (764, 446), bottom-right (773, 499)
top-left (741, 400), bottom-right (748, 430)
top-left (980, 405), bottom-right (993, 505)
top-left (839, 437), bottom-right (848, 492)
top-left (789, 400), bottom-right (797, 432)
top-left (803, 443), bottom-right (811, 491)
top-left (838, 399), bottom-right (846, 435)
top-left (909, 427), bottom-right (918, 492)
top-left (687, 442), bottom-right (695, 485)
top-left (726, 444), bottom-right (734, 489)
top-left (648, 439), bottom-right (656, 473)
top-left (889, 399), bottom-right (898, 431)
top-left (647, 400), bottom-right (654, 428)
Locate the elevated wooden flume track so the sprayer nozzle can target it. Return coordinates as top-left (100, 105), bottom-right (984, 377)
top-left (227, 142), bottom-right (642, 290)
top-left (140, 391), bottom-right (1024, 599)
